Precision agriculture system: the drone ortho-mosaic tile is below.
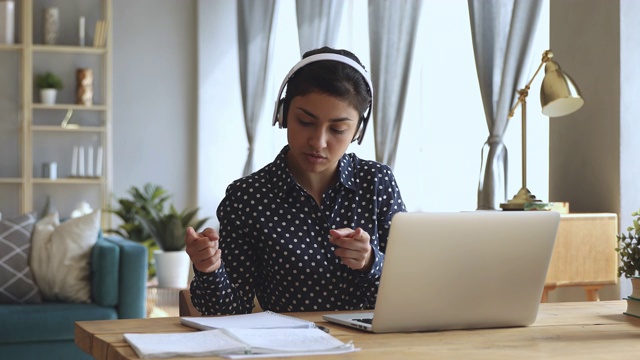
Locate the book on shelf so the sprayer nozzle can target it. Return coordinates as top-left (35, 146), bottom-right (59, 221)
top-left (92, 20), bottom-right (107, 47)
top-left (624, 296), bottom-right (640, 318)
top-left (124, 326), bottom-right (356, 358)
top-left (181, 310), bottom-right (316, 330)
top-left (92, 20), bottom-right (100, 47)
top-left (631, 277), bottom-right (640, 299)
top-left (100, 21), bottom-right (108, 46)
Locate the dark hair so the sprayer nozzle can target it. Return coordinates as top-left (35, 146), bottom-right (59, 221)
top-left (283, 47), bottom-right (372, 123)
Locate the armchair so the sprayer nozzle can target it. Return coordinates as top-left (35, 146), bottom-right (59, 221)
top-left (0, 234), bottom-right (147, 360)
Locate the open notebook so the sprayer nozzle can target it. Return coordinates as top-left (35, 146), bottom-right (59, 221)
top-left (323, 211), bottom-right (560, 333)
top-left (125, 311), bottom-right (355, 358)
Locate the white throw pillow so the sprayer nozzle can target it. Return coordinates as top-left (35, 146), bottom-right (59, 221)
top-left (30, 210), bottom-right (101, 303)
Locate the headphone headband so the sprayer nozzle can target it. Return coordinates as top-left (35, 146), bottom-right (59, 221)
top-left (271, 53), bottom-right (374, 144)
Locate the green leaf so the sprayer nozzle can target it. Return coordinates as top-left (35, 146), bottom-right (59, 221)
top-left (35, 71), bottom-right (63, 89)
top-left (106, 183), bottom-right (210, 260)
top-left (617, 213), bottom-right (640, 278)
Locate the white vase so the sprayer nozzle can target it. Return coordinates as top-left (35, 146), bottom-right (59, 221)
top-left (153, 250), bottom-right (191, 289)
top-left (0, 1), bottom-right (15, 44)
top-left (40, 88), bottom-right (57, 105)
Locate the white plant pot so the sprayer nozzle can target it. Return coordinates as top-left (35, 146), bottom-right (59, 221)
top-left (153, 250), bottom-right (191, 289)
top-left (40, 88), bottom-right (57, 105)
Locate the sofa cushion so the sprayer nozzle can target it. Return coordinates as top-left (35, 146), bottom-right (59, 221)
top-left (0, 302), bottom-right (117, 343)
top-left (104, 236), bottom-right (149, 319)
top-left (0, 212), bottom-right (42, 304)
top-left (91, 233), bottom-right (119, 307)
top-left (31, 210), bottom-right (101, 303)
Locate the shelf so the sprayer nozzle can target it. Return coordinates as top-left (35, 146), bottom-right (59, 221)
top-left (32, 104), bottom-right (107, 111)
top-left (32, 177), bottom-right (103, 185)
top-left (32, 44), bottom-right (106, 55)
top-left (31, 125), bottom-right (105, 133)
top-left (0, 178), bottom-right (23, 184)
top-left (0, 44), bottom-right (22, 52)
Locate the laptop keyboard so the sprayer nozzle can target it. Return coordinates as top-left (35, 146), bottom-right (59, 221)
top-left (353, 318), bottom-right (373, 324)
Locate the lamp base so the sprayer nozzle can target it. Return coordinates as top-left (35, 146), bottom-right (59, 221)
top-left (500, 187), bottom-right (542, 211)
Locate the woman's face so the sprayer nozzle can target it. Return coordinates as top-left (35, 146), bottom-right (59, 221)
top-left (286, 91), bottom-right (360, 178)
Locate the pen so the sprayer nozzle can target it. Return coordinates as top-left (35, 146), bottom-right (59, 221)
top-left (316, 325), bottom-right (330, 333)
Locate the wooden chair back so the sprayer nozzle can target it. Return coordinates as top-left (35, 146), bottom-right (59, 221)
top-left (179, 289), bottom-right (201, 316)
top-left (178, 289), bottom-right (263, 316)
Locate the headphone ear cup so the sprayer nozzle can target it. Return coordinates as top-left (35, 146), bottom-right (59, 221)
top-left (352, 116), bottom-right (364, 143)
top-left (355, 114), bottom-right (371, 144)
top-left (279, 101), bottom-right (288, 128)
top-left (274, 100), bottom-right (285, 129)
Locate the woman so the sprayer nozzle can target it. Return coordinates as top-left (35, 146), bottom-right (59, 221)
top-left (185, 47), bottom-right (406, 315)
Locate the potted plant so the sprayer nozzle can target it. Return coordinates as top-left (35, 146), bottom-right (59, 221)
top-left (35, 71), bottom-right (63, 105)
top-left (616, 209), bottom-right (640, 299)
top-left (137, 203), bottom-right (209, 289)
top-left (106, 183), bottom-right (172, 279)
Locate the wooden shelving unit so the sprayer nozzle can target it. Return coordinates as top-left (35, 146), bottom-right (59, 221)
top-left (0, 0), bottom-right (112, 226)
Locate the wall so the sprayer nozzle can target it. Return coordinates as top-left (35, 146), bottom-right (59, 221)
top-left (619, 0), bottom-right (640, 299)
top-left (549, 0), bottom-right (620, 214)
top-left (549, 0), bottom-right (640, 301)
top-left (111, 0), bottom-right (197, 211)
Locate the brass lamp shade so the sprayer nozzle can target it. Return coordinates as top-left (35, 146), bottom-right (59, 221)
top-left (540, 60), bottom-right (584, 117)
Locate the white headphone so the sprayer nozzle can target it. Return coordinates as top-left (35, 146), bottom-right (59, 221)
top-left (271, 53), bottom-right (374, 144)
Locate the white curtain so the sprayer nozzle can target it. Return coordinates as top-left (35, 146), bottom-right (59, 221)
top-left (295, 0), bottom-right (345, 56)
top-left (468, 0), bottom-right (542, 210)
top-left (368, 0), bottom-right (423, 168)
top-left (237, 0), bottom-right (277, 176)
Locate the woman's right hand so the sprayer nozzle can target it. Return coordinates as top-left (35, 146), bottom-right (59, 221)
top-left (185, 227), bottom-right (222, 273)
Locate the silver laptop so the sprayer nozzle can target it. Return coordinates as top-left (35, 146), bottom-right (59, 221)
top-left (323, 211), bottom-right (560, 333)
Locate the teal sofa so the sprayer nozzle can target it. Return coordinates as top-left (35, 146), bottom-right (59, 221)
top-left (0, 235), bottom-right (148, 360)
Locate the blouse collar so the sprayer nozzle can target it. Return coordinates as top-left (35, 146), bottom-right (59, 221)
top-left (270, 145), bottom-right (357, 197)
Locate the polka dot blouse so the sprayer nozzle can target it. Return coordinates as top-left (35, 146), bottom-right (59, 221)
top-left (190, 145), bottom-right (406, 315)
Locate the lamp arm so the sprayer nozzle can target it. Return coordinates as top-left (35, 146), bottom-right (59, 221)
top-left (506, 50), bottom-right (552, 197)
top-left (500, 50), bottom-right (556, 209)
top-left (508, 50), bottom-right (553, 119)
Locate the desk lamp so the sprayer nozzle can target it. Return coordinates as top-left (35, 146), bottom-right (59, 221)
top-left (500, 50), bottom-right (584, 210)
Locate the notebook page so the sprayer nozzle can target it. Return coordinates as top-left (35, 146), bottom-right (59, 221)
top-left (181, 310), bottom-right (316, 330)
top-left (124, 329), bottom-right (247, 358)
top-left (124, 328), bottom-right (357, 359)
top-left (222, 328), bottom-right (354, 353)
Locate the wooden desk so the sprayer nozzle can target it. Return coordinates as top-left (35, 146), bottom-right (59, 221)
top-left (76, 301), bottom-right (640, 359)
top-left (543, 213), bottom-right (618, 301)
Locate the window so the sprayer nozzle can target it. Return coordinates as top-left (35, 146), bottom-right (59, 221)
top-left (197, 0), bottom-right (550, 224)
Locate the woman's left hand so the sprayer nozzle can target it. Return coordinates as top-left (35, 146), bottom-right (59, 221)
top-left (329, 227), bottom-right (374, 272)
